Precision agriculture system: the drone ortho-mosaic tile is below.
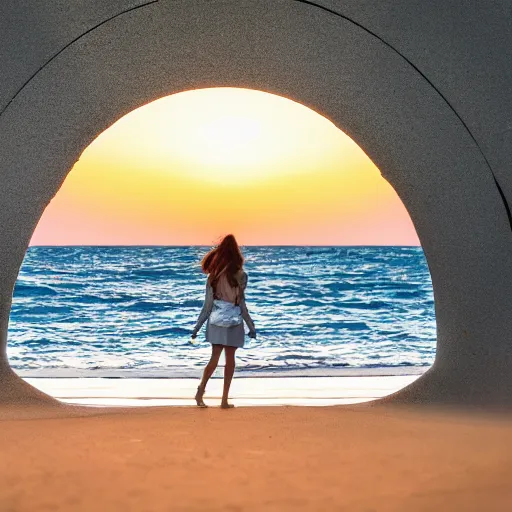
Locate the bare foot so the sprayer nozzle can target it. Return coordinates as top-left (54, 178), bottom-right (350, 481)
top-left (220, 401), bottom-right (235, 409)
top-left (195, 385), bottom-right (208, 408)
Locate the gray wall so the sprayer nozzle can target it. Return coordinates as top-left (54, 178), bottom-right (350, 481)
top-left (1, 0), bottom-right (511, 406)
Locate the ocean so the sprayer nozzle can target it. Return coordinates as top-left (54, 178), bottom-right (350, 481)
top-left (8, 246), bottom-right (436, 377)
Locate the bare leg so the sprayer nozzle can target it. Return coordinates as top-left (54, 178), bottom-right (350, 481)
top-left (221, 346), bottom-right (237, 408)
top-left (196, 344), bottom-right (224, 407)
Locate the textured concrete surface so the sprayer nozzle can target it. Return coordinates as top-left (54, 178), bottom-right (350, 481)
top-left (0, 0), bottom-right (511, 407)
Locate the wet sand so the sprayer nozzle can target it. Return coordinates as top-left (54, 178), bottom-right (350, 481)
top-left (1, 403), bottom-right (512, 511)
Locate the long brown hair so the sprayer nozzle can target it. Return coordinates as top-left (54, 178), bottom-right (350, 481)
top-left (201, 234), bottom-right (244, 292)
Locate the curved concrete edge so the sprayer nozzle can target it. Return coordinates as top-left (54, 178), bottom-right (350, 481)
top-left (315, 0), bottom-right (512, 208)
top-left (379, 366), bottom-right (512, 408)
top-left (0, 366), bottom-right (60, 406)
top-left (0, 377), bottom-right (149, 420)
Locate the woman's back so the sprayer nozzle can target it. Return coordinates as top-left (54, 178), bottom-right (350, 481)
top-left (214, 269), bottom-right (245, 303)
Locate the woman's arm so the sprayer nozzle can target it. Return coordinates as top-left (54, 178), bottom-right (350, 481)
top-left (192, 279), bottom-right (214, 336)
top-left (238, 271), bottom-right (256, 336)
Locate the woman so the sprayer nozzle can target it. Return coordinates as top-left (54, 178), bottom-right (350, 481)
top-left (192, 234), bottom-right (257, 408)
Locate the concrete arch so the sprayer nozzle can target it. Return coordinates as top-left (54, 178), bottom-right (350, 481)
top-left (1, 0), bottom-right (512, 407)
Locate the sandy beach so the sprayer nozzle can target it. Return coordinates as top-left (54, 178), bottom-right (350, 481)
top-left (2, 395), bottom-right (512, 510)
top-left (22, 373), bottom-right (422, 407)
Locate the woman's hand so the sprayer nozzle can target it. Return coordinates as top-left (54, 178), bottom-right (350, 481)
top-left (191, 332), bottom-right (197, 339)
top-left (249, 330), bottom-right (257, 339)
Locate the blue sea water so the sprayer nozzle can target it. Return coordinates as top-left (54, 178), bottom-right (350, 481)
top-left (8, 246), bottom-right (436, 376)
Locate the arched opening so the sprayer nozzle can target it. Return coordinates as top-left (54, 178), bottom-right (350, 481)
top-left (9, 88), bottom-right (435, 406)
top-left (1, 0), bottom-right (510, 409)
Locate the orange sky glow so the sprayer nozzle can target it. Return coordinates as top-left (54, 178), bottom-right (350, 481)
top-left (30, 87), bottom-right (420, 246)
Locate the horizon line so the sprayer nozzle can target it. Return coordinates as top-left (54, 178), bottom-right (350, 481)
top-left (28, 244), bottom-right (422, 248)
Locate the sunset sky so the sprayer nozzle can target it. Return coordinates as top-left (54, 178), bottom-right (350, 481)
top-left (30, 87), bottom-right (419, 246)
